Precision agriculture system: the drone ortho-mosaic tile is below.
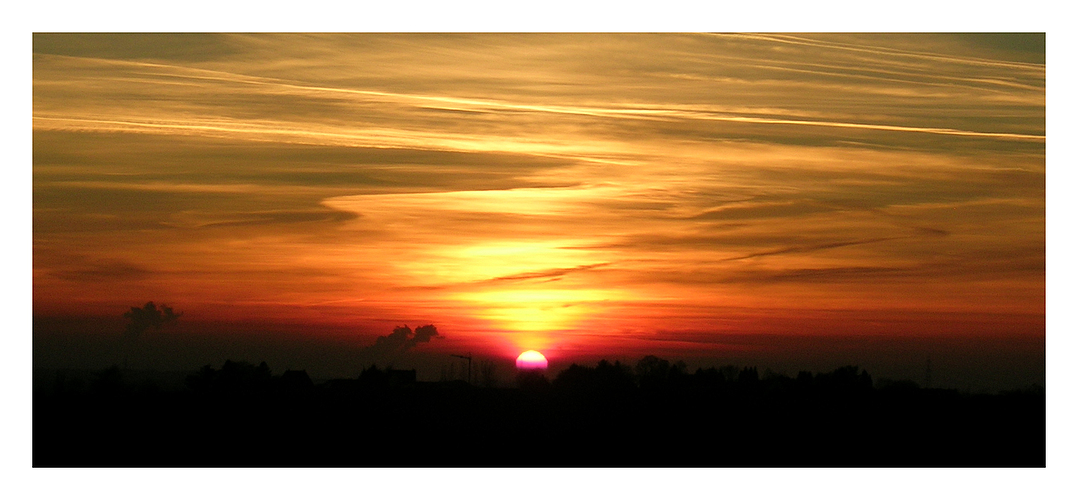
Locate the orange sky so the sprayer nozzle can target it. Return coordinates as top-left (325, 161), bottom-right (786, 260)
top-left (32, 34), bottom-right (1044, 381)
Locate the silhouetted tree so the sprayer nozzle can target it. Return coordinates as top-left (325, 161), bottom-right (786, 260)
top-left (718, 365), bottom-right (741, 382)
top-left (816, 365), bottom-right (873, 394)
top-left (516, 370), bottom-right (549, 392)
top-left (693, 367), bottom-right (725, 387)
top-left (738, 366), bottom-right (759, 384)
top-left (552, 363), bottom-right (591, 389)
top-left (553, 360), bottom-right (637, 403)
top-left (634, 355), bottom-right (689, 391)
top-left (596, 360), bottom-right (635, 391)
top-left (635, 355), bottom-right (671, 385)
top-left (185, 364), bottom-right (218, 392)
top-left (280, 370), bottom-right (314, 393)
top-left (32, 352), bottom-right (1047, 467)
top-left (184, 360), bottom-right (273, 394)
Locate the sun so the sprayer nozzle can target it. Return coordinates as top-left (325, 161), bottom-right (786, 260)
top-left (516, 350), bottom-right (548, 370)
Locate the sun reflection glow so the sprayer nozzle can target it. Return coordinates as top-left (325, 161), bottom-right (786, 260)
top-left (454, 288), bottom-right (627, 333)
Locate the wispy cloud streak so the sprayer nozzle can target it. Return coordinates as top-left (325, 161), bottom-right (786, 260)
top-left (32, 34), bottom-right (1045, 353)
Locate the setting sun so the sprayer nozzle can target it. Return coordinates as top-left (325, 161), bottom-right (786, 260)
top-left (516, 350), bottom-right (548, 370)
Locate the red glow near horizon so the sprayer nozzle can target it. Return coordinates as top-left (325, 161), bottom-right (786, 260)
top-left (516, 350), bottom-right (548, 370)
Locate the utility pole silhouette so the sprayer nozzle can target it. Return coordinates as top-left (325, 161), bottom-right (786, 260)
top-left (452, 353), bottom-right (473, 384)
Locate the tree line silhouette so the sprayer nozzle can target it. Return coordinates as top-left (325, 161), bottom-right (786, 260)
top-left (34, 354), bottom-right (1044, 467)
top-left (33, 305), bottom-right (1042, 466)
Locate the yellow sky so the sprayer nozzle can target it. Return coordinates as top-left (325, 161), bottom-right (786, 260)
top-left (33, 34), bottom-right (1044, 362)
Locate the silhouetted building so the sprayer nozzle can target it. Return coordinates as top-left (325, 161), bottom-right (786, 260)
top-left (387, 369), bottom-right (416, 386)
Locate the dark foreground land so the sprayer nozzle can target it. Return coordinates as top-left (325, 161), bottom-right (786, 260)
top-left (33, 359), bottom-right (1044, 467)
